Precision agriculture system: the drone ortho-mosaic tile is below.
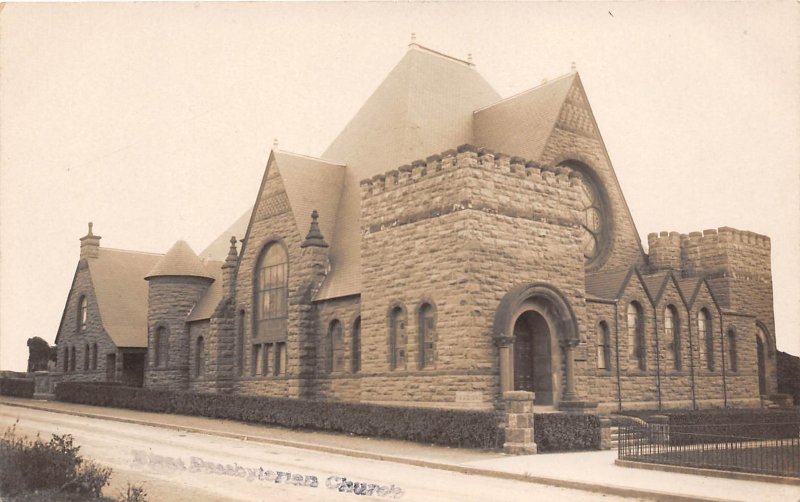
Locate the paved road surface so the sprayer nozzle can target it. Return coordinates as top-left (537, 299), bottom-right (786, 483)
top-left (0, 405), bottom-right (639, 501)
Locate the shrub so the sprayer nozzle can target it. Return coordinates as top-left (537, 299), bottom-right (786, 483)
top-left (534, 413), bottom-right (600, 452)
top-left (0, 422), bottom-right (111, 498)
top-left (119, 483), bottom-right (148, 502)
top-left (55, 382), bottom-right (504, 449)
top-left (0, 377), bottom-right (35, 398)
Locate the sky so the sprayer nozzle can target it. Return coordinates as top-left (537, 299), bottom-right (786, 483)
top-left (1, 2), bottom-right (798, 371)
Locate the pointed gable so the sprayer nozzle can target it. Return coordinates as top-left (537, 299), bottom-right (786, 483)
top-left (640, 272), bottom-right (669, 305)
top-left (316, 44), bottom-right (501, 300)
top-left (473, 73), bottom-right (576, 161)
top-left (585, 267), bottom-right (633, 300)
top-left (274, 150), bottom-right (345, 248)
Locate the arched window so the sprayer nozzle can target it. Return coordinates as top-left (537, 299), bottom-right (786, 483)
top-left (352, 317), bottom-right (361, 373)
top-left (195, 336), bottom-right (205, 377)
top-left (84, 344), bottom-right (90, 371)
top-left (418, 303), bottom-right (436, 369)
top-left (560, 160), bottom-right (611, 269)
top-left (69, 346), bottom-right (76, 372)
top-left (596, 321), bottom-right (611, 370)
top-left (627, 302), bottom-right (645, 370)
top-left (327, 320), bottom-right (344, 373)
top-left (727, 327), bottom-right (737, 372)
top-left (63, 346), bottom-right (69, 372)
top-left (698, 308), bottom-right (713, 371)
top-left (254, 243), bottom-right (288, 339)
top-left (389, 305), bottom-right (407, 370)
top-left (237, 310), bottom-right (246, 375)
top-left (78, 296), bottom-right (88, 332)
top-left (665, 305), bottom-right (681, 370)
top-left (154, 326), bottom-right (169, 367)
top-left (756, 324), bottom-right (769, 395)
top-left (91, 343), bottom-right (98, 370)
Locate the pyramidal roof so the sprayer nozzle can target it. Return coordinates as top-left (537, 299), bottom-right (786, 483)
top-left (146, 240), bottom-right (214, 280)
top-left (315, 43), bottom-right (501, 300)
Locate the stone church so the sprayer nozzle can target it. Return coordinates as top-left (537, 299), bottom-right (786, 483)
top-left (54, 43), bottom-right (780, 413)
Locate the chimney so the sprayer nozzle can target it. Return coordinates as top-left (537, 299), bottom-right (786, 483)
top-left (79, 222), bottom-right (101, 259)
top-left (222, 236), bottom-right (239, 296)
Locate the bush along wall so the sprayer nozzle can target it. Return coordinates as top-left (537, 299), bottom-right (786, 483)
top-left (534, 413), bottom-right (601, 452)
top-left (55, 382), bottom-right (504, 450)
top-left (0, 377), bottom-right (34, 398)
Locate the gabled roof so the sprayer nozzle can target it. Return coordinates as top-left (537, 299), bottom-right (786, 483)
top-left (200, 207), bottom-right (252, 261)
top-left (145, 240), bottom-right (214, 280)
top-left (89, 248), bottom-right (162, 348)
top-left (315, 44), bottom-right (501, 300)
top-left (676, 277), bottom-right (702, 306)
top-left (473, 73), bottom-right (576, 162)
top-left (274, 150), bottom-right (345, 247)
top-left (186, 260), bottom-right (225, 322)
top-left (640, 272), bottom-right (669, 305)
top-left (585, 267), bottom-right (633, 300)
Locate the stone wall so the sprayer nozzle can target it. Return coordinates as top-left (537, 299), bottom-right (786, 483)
top-left (54, 259), bottom-right (118, 383)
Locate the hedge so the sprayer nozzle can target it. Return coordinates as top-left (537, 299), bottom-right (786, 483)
top-left (534, 413), bottom-right (600, 452)
top-left (622, 408), bottom-right (800, 445)
top-left (55, 382), bottom-right (504, 449)
top-left (0, 377), bottom-right (34, 398)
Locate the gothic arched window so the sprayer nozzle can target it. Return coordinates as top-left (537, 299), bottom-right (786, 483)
top-left (78, 296), bottom-right (88, 332)
top-left (195, 336), bottom-right (205, 377)
top-left (596, 321), bottom-right (611, 370)
top-left (727, 327), bottom-right (737, 372)
top-left (389, 305), bottom-right (407, 370)
top-left (627, 302), bottom-right (645, 370)
top-left (418, 303), bottom-right (436, 369)
top-left (254, 243), bottom-right (288, 339)
top-left (327, 319), bottom-right (344, 373)
top-left (699, 308), bottom-right (714, 371)
top-left (351, 317), bottom-right (361, 373)
top-left (665, 305), bottom-right (681, 370)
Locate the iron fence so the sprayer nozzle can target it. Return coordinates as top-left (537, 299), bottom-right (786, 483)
top-left (618, 423), bottom-right (800, 478)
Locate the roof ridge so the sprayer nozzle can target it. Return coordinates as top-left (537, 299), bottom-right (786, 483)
top-left (408, 43), bottom-right (473, 68)
top-left (275, 149), bottom-right (346, 167)
top-left (100, 247), bottom-right (164, 257)
top-left (473, 72), bottom-right (576, 114)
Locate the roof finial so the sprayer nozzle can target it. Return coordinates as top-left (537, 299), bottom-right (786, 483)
top-left (273, 138), bottom-right (279, 150)
top-left (410, 32), bottom-right (416, 45)
top-left (301, 209), bottom-right (328, 248)
top-left (571, 61), bottom-right (577, 72)
top-left (87, 221), bottom-right (94, 237)
top-left (224, 236), bottom-right (239, 266)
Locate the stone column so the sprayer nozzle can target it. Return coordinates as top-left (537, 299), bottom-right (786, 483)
top-left (494, 336), bottom-right (514, 394)
top-left (503, 391), bottom-right (537, 454)
top-left (561, 339), bottom-right (578, 402)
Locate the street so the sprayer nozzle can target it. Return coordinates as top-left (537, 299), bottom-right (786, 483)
top-left (0, 404), bottom-right (636, 502)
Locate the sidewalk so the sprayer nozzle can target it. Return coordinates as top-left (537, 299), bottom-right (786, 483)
top-left (1, 396), bottom-right (798, 502)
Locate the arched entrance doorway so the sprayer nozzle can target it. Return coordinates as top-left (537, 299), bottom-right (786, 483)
top-left (513, 311), bottom-right (553, 405)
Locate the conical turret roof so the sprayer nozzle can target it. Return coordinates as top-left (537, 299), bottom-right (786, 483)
top-left (145, 240), bottom-right (214, 280)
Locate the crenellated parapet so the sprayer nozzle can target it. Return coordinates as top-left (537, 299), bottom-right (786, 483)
top-left (647, 226), bottom-right (771, 281)
top-left (360, 144), bottom-right (585, 234)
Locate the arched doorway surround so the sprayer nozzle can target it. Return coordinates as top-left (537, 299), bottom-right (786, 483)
top-left (493, 283), bottom-right (580, 406)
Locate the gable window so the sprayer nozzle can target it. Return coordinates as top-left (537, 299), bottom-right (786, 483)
top-left (78, 296), bottom-right (88, 332)
top-left (627, 302), bottom-right (645, 370)
top-left (388, 305), bottom-right (407, 370)
top-left (154, 326), bottom-right (169, 367)
top-left (275, 342), bottom-right (286, 376)
top-left (727, 327), bottom-right (737, 372)
top-left (418, 303), bottom-right (436, 369)
top-left (195, 336), bottom-right (205, 377)
top-left (70, 346), bottom-right (76, 372)
top-left (352, 317), bottom-right (361, 373)
top-left (255, 243), bottom-right (288, 339)
top-left (665, 305), bottom-right (681, 370)
top-left (699, 308), bottom-right (714, 371)
top-left (84, 344), bottom-right (90, 371)
top-left (596, 321), bottom-right (611, 370)
top-left (327, 320), bottom-right (344, 373)
top-left (91, 343), bottom-right (98, 370)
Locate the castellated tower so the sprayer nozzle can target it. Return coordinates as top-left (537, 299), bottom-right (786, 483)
top-left (145, 240), bottom-right (214, 391)
top-left (359, 145), bottom-right (587, 409)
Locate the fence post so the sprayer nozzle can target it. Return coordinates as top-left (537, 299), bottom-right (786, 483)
top-left (599, 418), bottom-right (613, 450)
top-left (503, 391), bottom-right (537, 454)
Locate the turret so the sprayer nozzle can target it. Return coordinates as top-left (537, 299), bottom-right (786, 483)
top-left (647, 231), bottom-right (681, 272)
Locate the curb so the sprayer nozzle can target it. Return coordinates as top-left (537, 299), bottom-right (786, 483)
top-left (0, 398), bottom-right (727, 502)
top-left (615, 459), bottom-right (800, 486)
